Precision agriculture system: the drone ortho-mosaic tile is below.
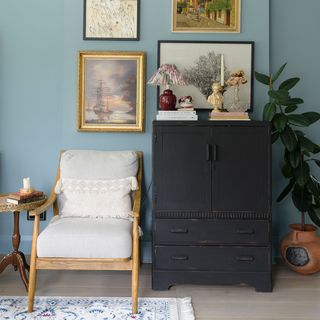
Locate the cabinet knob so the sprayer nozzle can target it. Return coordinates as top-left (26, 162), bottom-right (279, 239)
top-left (170, 228), bottom-right (188, 234)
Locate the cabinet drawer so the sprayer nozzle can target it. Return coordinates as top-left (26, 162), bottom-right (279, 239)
top-left (154, 219), bottom-right (269, 245)
top-left (154, 246), bottom-right (270, 272)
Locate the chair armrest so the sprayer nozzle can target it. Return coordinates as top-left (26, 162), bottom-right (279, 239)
top-left (132, 187), bottom-right (142, 219)
top-left (29, 193), bottom-right (57, 216)
top-left (132, 151), bottom-right (143, 219)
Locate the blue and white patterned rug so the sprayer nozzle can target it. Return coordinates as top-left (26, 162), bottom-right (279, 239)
top-left (0, 296), bottom-right (195, 320)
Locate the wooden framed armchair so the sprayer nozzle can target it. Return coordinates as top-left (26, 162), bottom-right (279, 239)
top-left (28, 150), bottom-right (142, 314)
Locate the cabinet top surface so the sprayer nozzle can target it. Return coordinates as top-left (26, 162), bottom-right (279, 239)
top-left (153, 120), bottom-right (270, 127)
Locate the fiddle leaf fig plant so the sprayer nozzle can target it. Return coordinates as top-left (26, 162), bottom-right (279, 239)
top-left (255, 63), bottom-right (320, 230)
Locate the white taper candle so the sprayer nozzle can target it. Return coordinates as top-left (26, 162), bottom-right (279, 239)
top-left (221, 54), bottom-right (225, 86)
top-left (23, 177), bottom-right (30, 189)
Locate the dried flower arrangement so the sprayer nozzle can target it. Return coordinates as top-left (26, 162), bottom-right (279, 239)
top-left (226, 70), bottom-right (248, 87)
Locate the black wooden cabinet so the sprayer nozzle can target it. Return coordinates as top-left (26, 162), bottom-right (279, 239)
top-left (152, 121), bottom-right (272, 292)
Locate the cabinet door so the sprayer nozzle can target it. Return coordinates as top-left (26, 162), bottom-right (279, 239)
top-left (153, 126), bottom-right (211, 211)
top-left (211, 126), bottom-right (270, 213)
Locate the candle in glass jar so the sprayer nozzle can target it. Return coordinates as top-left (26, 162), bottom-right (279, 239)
top-left (220, 54), bottom-right (225, 86)
top-left (23, 177), bottom-right (30, 190)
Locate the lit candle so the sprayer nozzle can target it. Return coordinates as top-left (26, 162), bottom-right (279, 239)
top-left (23, 177), bottom-right (30, 190)
top-left (221, 54), bottom-right (225, 87)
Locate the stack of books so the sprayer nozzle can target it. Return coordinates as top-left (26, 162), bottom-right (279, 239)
top-left (210, 111), bottom-right (250, 121)
top-left (156, 110), bottom-right (198, 121)
top-left (6, 190), bottom-right (45, 204)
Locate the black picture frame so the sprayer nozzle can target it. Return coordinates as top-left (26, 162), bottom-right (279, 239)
top-left (83, 0), bottom-right (140, 41)
top-left (157, 40), bottom-right (254, 111)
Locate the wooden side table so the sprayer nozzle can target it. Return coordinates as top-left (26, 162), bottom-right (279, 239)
top-left (0, 195), bottom-right (46, 290)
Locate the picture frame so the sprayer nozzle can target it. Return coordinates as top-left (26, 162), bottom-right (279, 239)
top-left (83, 0), bottom-right (140, 40)
top-left (172, 0), bottom-right (241, 33)
top-left (157, 40), bottom-right (254, 111)
top-left (78, 51), bottom-right (146, 132)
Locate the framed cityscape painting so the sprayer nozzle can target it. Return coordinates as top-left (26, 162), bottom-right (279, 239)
top-left (78, 51), bottom-right (146, 132)
top-left (83, 0), bottom-right (140, 40)
top-left (172, 0), bottom-right (241, 33)
top-left (158, 41), bottom-right (254, 111)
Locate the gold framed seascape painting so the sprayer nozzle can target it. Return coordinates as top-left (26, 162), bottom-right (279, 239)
top-left (78, 51), bottom-right (146, 132)
top-left (172, 0), bottom-right (241, 33)
top-left (83, 0), bottom-right (140, 40)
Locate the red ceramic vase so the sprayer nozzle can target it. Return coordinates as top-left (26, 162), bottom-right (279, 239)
top-left (280, 224), bottom-right (320, 274)
top-left (159, 89), bottom-right (177, 110)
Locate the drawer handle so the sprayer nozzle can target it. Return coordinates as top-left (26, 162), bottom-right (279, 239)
top-left (170, 228), bottom-right (188, 234)
top-left (171, 255), bottom-right (189, 261)
top-left (237, 229), bottom-right (255, 235)
top-left (236, 256), bottom-right (255, 262)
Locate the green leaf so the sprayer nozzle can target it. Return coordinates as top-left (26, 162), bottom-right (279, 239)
top-left (287, 114), bottom-right (310, 127)
top-left (272, 63), bottom-right (287, 82)
top-left (299, 136), bottom-right (320, 153)
top-left (295, 130), bottom-right (305, 137)
top-left (282, 162), bottom-right (293, 178)
top-left (282, 98), bottom-right (304, 106)
top-left (308, 206), bottom-right (320, 227)
top-left (268, 89), bottom-right (290, 101)
top-left (307, 178), bottom-right (320, 197)
top-left (292, 184), bottom-right (312, 212)
top-left (312, 159), bottom-right (320, 167)
top-left (263, 102), bottom-right (276, 121)
top-left (285, 105), bottom-right (298, 113)
top-left (279, 77), bottom-right (300, 91)
top-left (302, 112), bottom-right (320, 125)
top-left (280, 126), bottom-right (298, 151)
top-left (288, 149), bottom-right (301, 168)
top-left (255, 71), bottom-right (271, 85)
top-left (272, 114), bottom-right (288, 132)
top-left (271, 131), bottom-right (280, 144)
top-left (277, 179), bottom-right (295, 202)
top-left (294, 162), bottom-right (310, 187)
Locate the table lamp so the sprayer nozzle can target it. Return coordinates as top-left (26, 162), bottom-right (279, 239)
top-left (148, 64), bottom-right (187, 110)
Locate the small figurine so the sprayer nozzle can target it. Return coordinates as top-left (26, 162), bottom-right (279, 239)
top-left (178, 96), bottom-right (193, 109)
top-left (207, 82), bottom-right (224, 112)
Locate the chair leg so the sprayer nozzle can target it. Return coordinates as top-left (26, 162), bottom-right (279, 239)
top-left (132, 258), bottom-right (139, 314)
top-left (28, 215), bottom-right (39, 313)
top-left (131, 220), bottom-right (140, 314)
top-left (28, 262), bottom-right (37, 312)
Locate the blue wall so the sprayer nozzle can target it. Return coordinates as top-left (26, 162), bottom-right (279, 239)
top-left (0, 0), bottom-right (270, 262)
top-left (270, 0), bottom-right (320, 251)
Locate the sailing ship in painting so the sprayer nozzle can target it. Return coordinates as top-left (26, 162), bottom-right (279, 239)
top-left (85, 80), bottom-right (136, 124)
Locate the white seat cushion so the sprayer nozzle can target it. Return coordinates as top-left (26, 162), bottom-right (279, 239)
top-left (37, 216), bottom-right (132, 259)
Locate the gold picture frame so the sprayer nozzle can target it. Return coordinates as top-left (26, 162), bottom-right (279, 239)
top-left (78, 51), bottom-right (146, 132)
top-left (172, 0), bottom-right (241, 33)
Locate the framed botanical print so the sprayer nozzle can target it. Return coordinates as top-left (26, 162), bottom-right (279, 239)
top-left (83, 0), bottom-right (140, 40)
top-left (78, 51), bottom-right (146, 132)
top-left (172, 0), bottom-right (241, 33)
top-left (158, 41), bottom-right (254, 111)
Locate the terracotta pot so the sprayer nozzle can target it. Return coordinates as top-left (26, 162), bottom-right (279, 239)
top-left (280, 224), bottom-right (320, 274)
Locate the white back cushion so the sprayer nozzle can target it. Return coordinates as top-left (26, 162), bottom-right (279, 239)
top-left (56, 150), bottom-right (139, 219)
top-left (60, 150), bottom-right (138, 180)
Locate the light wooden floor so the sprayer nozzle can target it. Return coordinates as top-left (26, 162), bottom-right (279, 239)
top-left (0, 263), bottom-right (319, 319)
